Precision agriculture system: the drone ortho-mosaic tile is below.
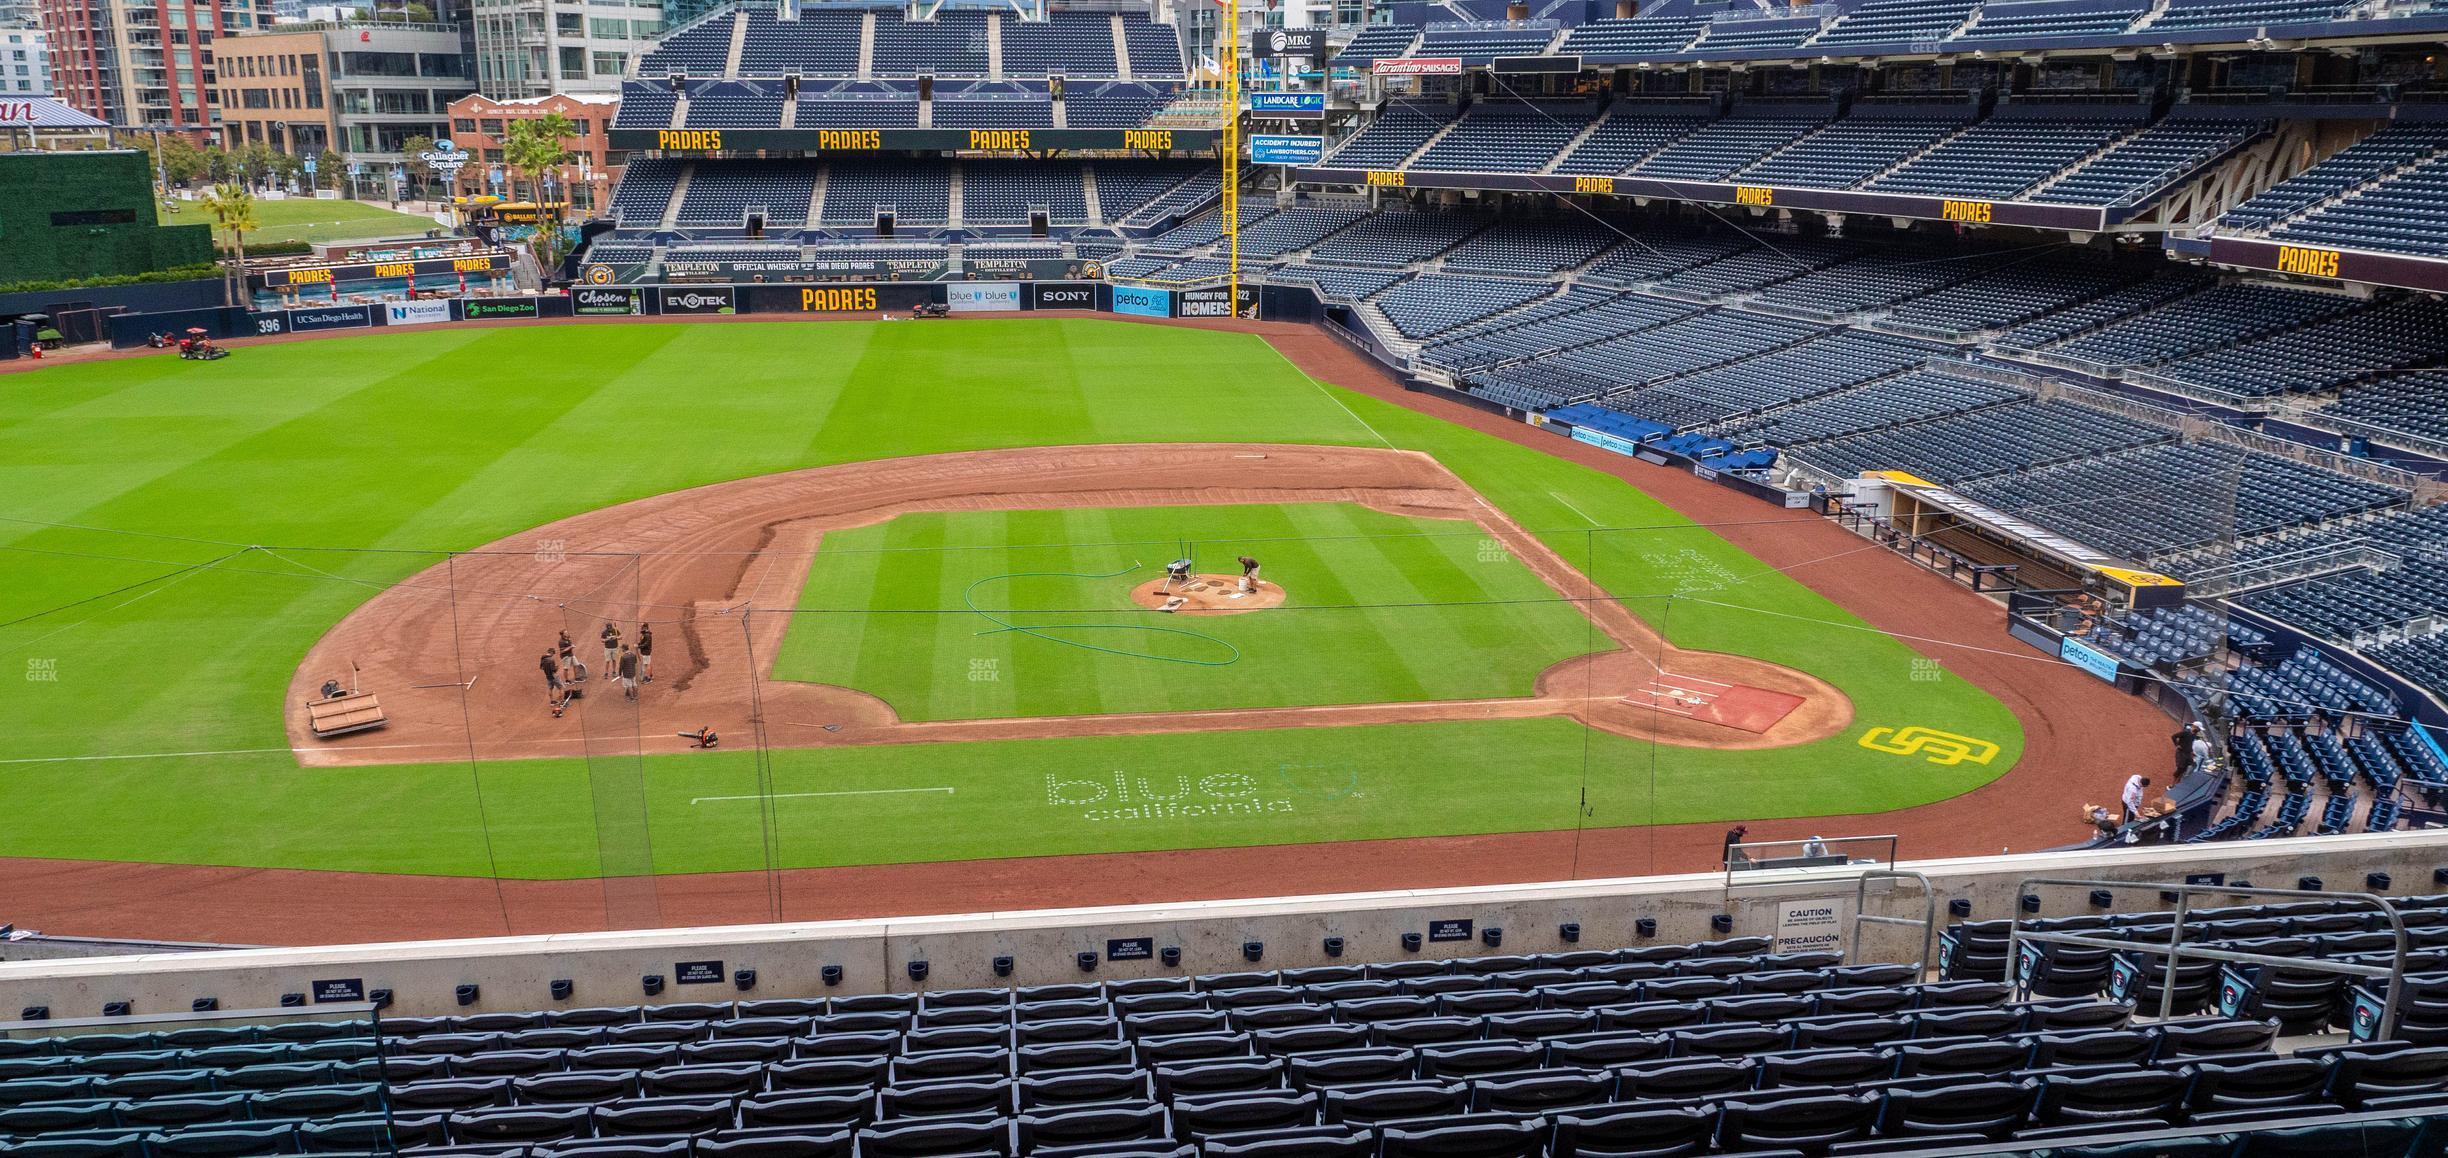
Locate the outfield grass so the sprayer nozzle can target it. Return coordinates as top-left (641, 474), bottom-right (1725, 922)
top-left (772, 503), bottom-right (1600, 720)
top-left (177, 195), bottom-right (439, 248)
top-left (0, 319), bottom-right (2022, 880)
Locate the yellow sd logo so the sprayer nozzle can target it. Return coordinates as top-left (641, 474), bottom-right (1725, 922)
top-left (1858, 726), bottom-right (2000, 766)
top-left (583, 264), bottom-right (614, 285)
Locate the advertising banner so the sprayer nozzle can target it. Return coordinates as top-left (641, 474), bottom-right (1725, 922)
top-left (286, 304), bottom-right (373, 333)
top-left (2059, 636), bottom-right (2122, 684)
top-left (1250, 134), bottom-right (1325, 165)
top-left (1178, 284), bottom-right (1257, 319)
top-left (1110, 285), bottom-right (1173, 318)
top-left (572, 285), bottom-right (643, 316)
top-left (737, 283), bottom-right (944, 315)
top-left (1251, 28), bottom-right (1328, 58)
top-left (657, 286), bottom-right (737, 316)
top-left (384, 299), bottom-right (454, 326)
top-left (947, 282), bottom-right (1022, 313)
top-left (1028, 282), bottom-right (1098, 310)
top-left (1248, 91), bottom-right (1327, 119)
top-left (1372, 57), bottom-right (1464, 75)
top-left (460, 297), bottom-right (542, 322)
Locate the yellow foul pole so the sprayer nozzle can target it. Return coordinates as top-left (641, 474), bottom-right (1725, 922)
top-left (1220, 0), bottom-right (1239, 315)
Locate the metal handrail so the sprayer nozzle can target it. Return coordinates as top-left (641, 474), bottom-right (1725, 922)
top-left (1853, 868), bottom-right (1937, 975)
top-left (2006, 877), bottom-right (2408, 1037)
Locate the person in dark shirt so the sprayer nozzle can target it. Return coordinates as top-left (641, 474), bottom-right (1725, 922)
top-left (539, 651), bottom-right (562, 703)
top-left (617, 645), bottom-right (639, 701)
top-left (600, 621), bottom-right (621, 677)
top-left (1238, 555), bottom-right (1262, 594)
top-left (1722, 824), bottom-right (1750, 869)
top-left (637, 623), bottom-right (654, 684)
top-left (556, 630), bottom-right (577, 683)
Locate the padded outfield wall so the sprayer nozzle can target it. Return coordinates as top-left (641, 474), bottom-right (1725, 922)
top-left (0, 152), bottom-right (215, 288)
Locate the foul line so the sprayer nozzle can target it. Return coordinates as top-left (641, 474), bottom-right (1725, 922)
top-left (689, 787), bottom-right (956, 805)
top-left (1548, 491), bottom-right (1599, 526)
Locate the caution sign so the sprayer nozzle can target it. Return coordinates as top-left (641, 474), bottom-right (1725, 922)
top-left (1771, 898), bottom-right (1844, 955)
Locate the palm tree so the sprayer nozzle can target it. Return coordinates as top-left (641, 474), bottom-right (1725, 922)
top-left (503, 112), bottom-right (577, 269)
top-left (197, 182), bottom-right (259, 308)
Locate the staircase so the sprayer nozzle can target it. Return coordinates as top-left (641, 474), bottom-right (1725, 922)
top-left (987, 13), bottom-right (1003, 80)
top-left (1081, 165), bottom-right (1103, 225)
top-left (1110, 15), bottom-right (1134, 81)
top-left (858, 12), bottom-right (877, 78)
top-left (807, 166), bottom-right (829, 227)
top-left (660, 164), bottom-right (693, 229)
top-left (1539, 107), bottom-right (1614, 175)
top-left (723, 11), bottom-right (748, 75)
top-left (946, 164), bottom-right (964, 229)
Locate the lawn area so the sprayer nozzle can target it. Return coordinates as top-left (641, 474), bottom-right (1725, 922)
top-left (0, 318), bottom-right (2022, 880)
top-left (176, 194), bottom-right (439, 248)
top-left (772, 503), bottom-right (1601, 720)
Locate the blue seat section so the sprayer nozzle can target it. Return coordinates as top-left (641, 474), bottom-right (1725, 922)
top-left (793, 81), bottom-right (919, 128)
top-left (1732, 110), bottom-right (1970, 190)
top-left (1067, 83), bottom-right (1170, 129)
top-left (1415, 23), bottom-right (1557, 63)
top-left (682, 81), bottom-right (784, 128)
top-left (1408, 101), bottom-right (1600, 173)
top-left (1879, 258), bottom-right (2153, 339)
top-left (2066, 603), bottom-right (2226, 669)
top-left (1689, 13), bottom-right (1826, 51)
top-left (633, 8), bottom-right (736, 75)
top-left (1266, 264), bottom-right (1413, 302)
top-left (820, 161), bottom-right (952, 227)
top-left (1578, 232), bottom-right (1757, 287)
top-left (675, 161), bottom-right (819, 228)
top-left (1307, 210), bottom-right (1482, 267)
top-left (1373, 275), bottom-right (1554, 339)
top-left (1326, 101), bottom-right (1457, 169)
top-left (1002, 13), bottom-right (1118, 77)
top-left (607, 158), bottom-right (680, 227)
top-left (1556, 15), bottom-right (1708, 59)
top-left (1120, 15), bottom-right (1188, 76)
top-left (1090, 161), bottom-right (1209, 226)
top-left (1475, 309), bottom-right (1826, 410)
top-left (1111, 170), bottom-right (1222, 229)
top-left (1601, 331), bottom-right (1941, 430)
top-left (1788, 398), bottom-right (2172, 482)
top-left (873, 11), bottom-right (990, 77)
top-left (1328, 24), bottom-right (1420, 68)
top-left (935, 83), bottom-right (1054, 130)
top-left (2325, 371), bottom-right (2448, 452)
top-left (1953, 0), bottom-right (2148, 41)
top-left (1989, 269), bottom-right (2211, 348)
top-left (2040, 283), bottom-right (2356, 368)
top-left (1419, 290), bottom-right (1692, 378)
top-left (2143, 297), bottom-right (2448, 400)
top-left (2271, 155), bottom-right (2448, 258)
top-left (2029, 119), bottom-right (2259, 204)
top-left (2145, 0), bottom-right (2358, 30)
top-left (1548, 102), bottom-right (1711, 176)
top-left (1439, 220), bottom-right (1619, 276)
top-left (1864, 109), bottom-right (2136, 198)
top-left (612, 83), bottom-right (678, 130)
top-left (1809, 0), bottom-right (1982, 47)
top-left (963, 162), bottom-right (1090, 226)
top-left (1960, 442), bottom-right (2402, 558)
top-left (736, 8), bottom-right (861, 76)
top-left (1628, 103), bottom-right (1829, 180)
top-left (2220, 125), bottom-right (2448, 232)
top-left (1745, 247), bottom-right (2007, 317)
top-left (1715, 369), bottom-right (2023, 446)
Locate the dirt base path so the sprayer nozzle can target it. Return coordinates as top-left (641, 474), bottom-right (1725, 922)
top-left (0, 316), bottom-right (2175, 946)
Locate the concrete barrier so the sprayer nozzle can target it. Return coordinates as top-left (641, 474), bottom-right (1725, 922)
top-left (1, 832), bottom-right (2440, 1019)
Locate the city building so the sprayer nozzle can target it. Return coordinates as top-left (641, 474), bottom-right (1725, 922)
top-left (215, 19), bottom-right (471, 183)
top-left (469, 0), bottom-right (660, 99)
top-left (0, 27), bottom-right (49, 95)
top-left (442, 89), bottom-right (615, 212)
top-left (39, 0), bottom-right (262, 133)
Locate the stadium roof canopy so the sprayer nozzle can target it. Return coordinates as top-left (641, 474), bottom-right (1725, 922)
top-left (0, 96), bottom-right (110, 130)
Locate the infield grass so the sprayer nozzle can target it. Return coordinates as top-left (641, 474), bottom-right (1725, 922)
top-left (0, 318), bottom-right (2024, 884)
top-left (772, 503), bottom-right (1600, 719)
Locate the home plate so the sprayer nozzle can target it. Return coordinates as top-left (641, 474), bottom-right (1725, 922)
top-left (1628, 674), bottom-right (1806, 735)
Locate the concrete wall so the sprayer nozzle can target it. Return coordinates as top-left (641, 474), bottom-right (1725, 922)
top-left (1, 833), bottom-right (2442, 1020)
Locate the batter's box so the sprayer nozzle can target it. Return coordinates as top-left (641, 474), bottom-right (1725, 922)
top-left (1628, 673), bottom-right (1806, 735)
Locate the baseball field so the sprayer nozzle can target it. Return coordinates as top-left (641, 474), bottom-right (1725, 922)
top-left (0, 316), bottom-right (2165, 941)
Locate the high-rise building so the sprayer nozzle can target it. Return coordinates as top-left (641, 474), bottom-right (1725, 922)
top-left (0, 27), bottom-right (50, 94)
top-left (215, 19), bottom-right (470, 173)
top-left (469, 0), bottom-right (660, 98)
top-left (39, 0), bottom-right (260, 132)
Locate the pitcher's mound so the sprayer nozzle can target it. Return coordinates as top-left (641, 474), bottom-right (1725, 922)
top-left (1130, 574), bottom-right (1286, 615)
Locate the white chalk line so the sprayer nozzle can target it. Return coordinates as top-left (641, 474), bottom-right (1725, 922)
top-left (689, 787), bottom-right (956, 805)
top-left (1548, 491), bottom-right (1599, 526)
